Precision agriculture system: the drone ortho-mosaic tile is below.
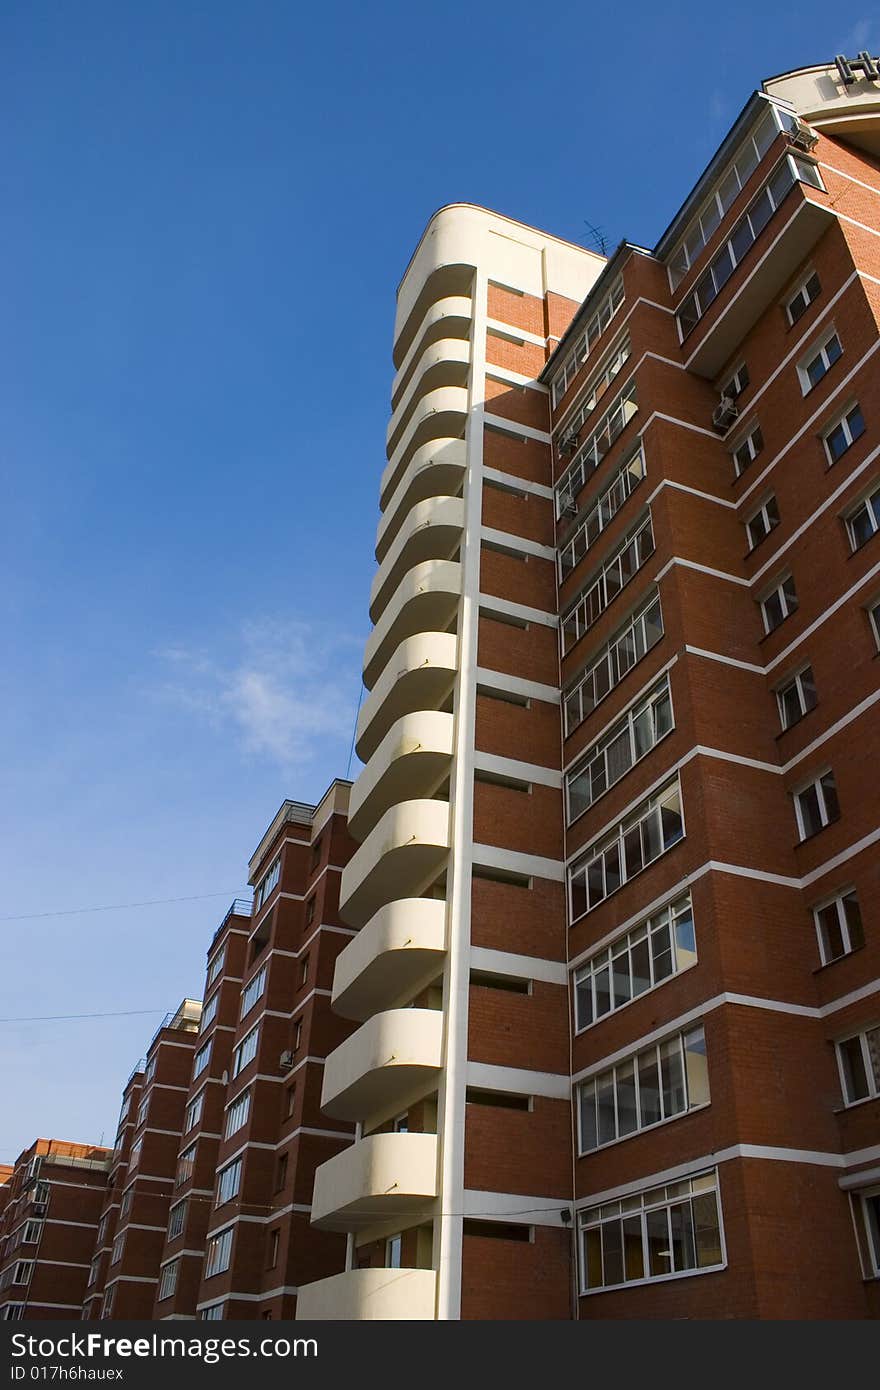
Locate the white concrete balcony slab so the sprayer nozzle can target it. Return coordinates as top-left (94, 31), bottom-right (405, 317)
top-left (380, 385), bottom-right (468, 506)
top-left (348, 711), bottom-right (454, 843)
top-left (391, 296), bottom-right (472, 404)
top-left (296, 1267), bottom-right (436, 1321)
top-left (387, 340), bottom-right (470, 459)
top-left (370, 496), bottom-right (464, 624)
top-left (339, 799), bottom-right (450, 928)
top-left (377, 438), bottom-right (467, 555)
top-left (310, 1132), bottom-right (438, 1232)
top-left (355, 631), bottom-right (457, 763)
top-left (320, 1008), bottom-right (444, 1122)
top-left (363, 560), bottom-right (460, 691)
top-left (332, 898), bottom-right (447, 1022)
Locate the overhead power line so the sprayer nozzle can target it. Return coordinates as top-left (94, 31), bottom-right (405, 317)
top-left (0, 891), bottom-right (244, 923)
top-left (0, 1008), bottom-right (167, 1024)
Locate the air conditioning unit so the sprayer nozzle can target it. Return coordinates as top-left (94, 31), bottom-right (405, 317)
top-left (279, 1050), bottom-right (295, 1071)
top-left (31, 1202), bottom-right (47, 1216)
top-left (558, 430), bottom-right (580, 456)
top-left (557, 490), bottom-right (578, 519)
top-left (712, 395), bottom-right (739, 432)
top-left (788, 117), bottom-right (819, 152)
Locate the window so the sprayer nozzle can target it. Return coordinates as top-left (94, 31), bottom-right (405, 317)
top-left (579, 1025), bottom-right (709, 1153)
top-left (96, 1214), bottom-right (109, 1248)
top-left (12, 1261), bottom-right (33, 1285)
top-left (120, 1189), bottom-right (132, 1219)
top-left (731, 424), bottom-right (764, 477)
top-left (569, 780), bottom-right (685, 923)
top-left (564, 593), bottom-right (663, 738)
top-left (225, 1091), bottom-right (250, 1138)
top-left (275, 1152), bottom-right (288, 1192)
top-left (284, 1084), bottom-right (296, 1120)
top-left (292, 1019), bottom-right (303, 1053)
top-left (200, 992), bottom-right (218, 1032)
top-left (668, 105), bottom-right (783, 289)
top-left (100, 1287), bottom-right (114, 1318)
top-left (168, 1200), bottom-right (187, 1240)
top-left (551, 277), bottom-right (625, 406)
top-left (814, 889), bottom-right (864, 966)
top-left (760, 574), bottom-right (798, 633)
top-left (205, 1227), bottom-right (233, 1278)
top-left (110, 1232), bottom-right (125, 1265)
top-left (566, 677), bottom-right (673, 823)
top-left (305, 896), bottom-right (316, 927)
top-left (555, 381), bottom-right (638, 514)
top-left (676, 154), bottom-right (825, 337)
top-left (87, 1257), bottom-right (99, 1287)
top-left (193, 1040), bottom-right (212, 1079)
top-left (393, 1114), bottom-right (409, 1133)
top-left (793, 770), bottom-right (840, 840)
top-left (2, 1306), bottom-right (24, 1320)
top-left (216, 1159), bottom-right (242, 1207)
top-left (176, 1143), bottom-right (196, 1187)
top-left (310, 836), bottom-right (323, 870)
top-left (745, 495), bottom-right (780, 550)
top-left (386, 1234), bottom-right (402, 1269)
top-left (870, 597), bottom-right (880, 651)
top-left (240, 965), bottom-right (267, 1018)
top-left (143, 1056), bottom-right (156, 1083)
top-left (157, 1259), bottom-right (179, 1301)
top-left (561, 514), bottom-right (655, 653)
top-left (579, 1169), bottom-right (723, 1292)
top-left (267, 1229), bottom-right (280, 1269)
top-left (798, 330), bottom-right (842, 393)
top-left (232, 1025), bottom-right (259, 1078)
top-left (786, 270), bottom-right (821, 324)
top-left (207, 946), bottom-right (225, 987)
top-left (559, 447), bottom-right (646, 580)
top-left (200, 1303), bottom-right (224, 1320)
top-left (255, 856), bottom-right (280, 910)
top-left (824, 403), bottom-right (866, 464)
top-left (574, 894), bottom-right (697, 1031)
top-left (557, 338), bottom-right (632, 442)
top-left (721, 362), bottom-right (749, 400)
top-left (776, 666), bottom-right (817, 730)
top-left (184, 1094), bottom-right (204, 1134)
top-left (846, 484), bottom-right (880, 552)
top-left (128, 1138), bottom-right (142, 1170)
top-left (837, 1028), bottom-right (880, 1104)
top-left (136, 1096), bottom-right (149, 1129)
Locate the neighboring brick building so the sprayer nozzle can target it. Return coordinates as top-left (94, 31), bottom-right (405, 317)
top-left (0, 1140), bottom-right (112, 1320)
top-left (294, 59), bottom-right (880, 1320)
top-left (82, 1000), bottom-right (201, 1318)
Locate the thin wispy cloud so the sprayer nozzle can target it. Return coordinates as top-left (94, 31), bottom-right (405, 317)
top-left (157, 618), bottom-right (364, 770)
top-left (837, 19), bottom-right (879, 54)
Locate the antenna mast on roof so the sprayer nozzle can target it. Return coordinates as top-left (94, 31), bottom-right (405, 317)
top-left (582, 220), bottom-right (608, 256)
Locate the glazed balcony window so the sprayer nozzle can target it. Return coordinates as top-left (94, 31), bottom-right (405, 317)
top-left (568, 780), bottom-right (684, 923)
top-left (550, 277), bottom-right (624, 407)
top-left (566, 677), bottom-right (673, 824)
top-left (559, 447), bottom-right (646, 580)
top-left (574, 893), bottom-right (696, 1032)
top-left (577, 1024), bottom-right (709, 1154)
top-left (555, 382), bottom-right (638, 517)
top-left (563, 593), bottom-right (664, 738)
top-left (561, 514), bottom-right (654, 654)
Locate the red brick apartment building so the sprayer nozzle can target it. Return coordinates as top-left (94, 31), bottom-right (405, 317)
top-left (0, 1140), bottom-right (112, 1320)
top-left (291, 58), bottom-right (880, 1320)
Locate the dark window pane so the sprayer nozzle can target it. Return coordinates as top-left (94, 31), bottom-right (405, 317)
top-left (638, 1050), bottom-right (662, 1127)
top-left (601, 1220), bottom-right (624, 1288)
top-left (616, 1061), bottom-right (638, 1137)
top-left (646, 1208), bottom-right (671, 1276)
top-left (693, 1193), bottom-right (722, 1268)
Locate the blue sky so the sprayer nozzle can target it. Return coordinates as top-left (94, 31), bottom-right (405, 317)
top-left (1, 2), bottom-right (876, 1160)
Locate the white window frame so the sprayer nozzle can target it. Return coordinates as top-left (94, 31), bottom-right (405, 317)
top-left (574, 893), bottom-right (697, 1033)
top-left (143, 1056), bottom-right (156, 1083)
top-left (136, 1096), bottom-right (149, 1129)
top-left (786, 269), bottom-right (821, 325)
top-left (721, 362), bottom-right (749, 400)
top-left (204, 1227), bottom-right (233, 1278)
top-left (555, 380), bottom-right (638, 514)
top-left (157, 1259), bottom-right (179, 1301)
top-left (12, 1261), bottom-right (33, 1285)
top-left (845, 483), bottom-right (880, 552)
top-left (775, 664), bottom-right (817, 730)
top-left (193, 1039), bottom-right (212, 1079)
top-left (206, 946), bottom-right (225, 987)
top-left (869, 595), bottom-right (880, 651)
top-left (563, 592), bottom-right (664, 739)
top-left (200, 992), bottom-right (218, 1032)
top-left (797, 327), bottom-right (842, 394)
top-left (561, 513), bottom-right (655, 653)
top-left (565, 676), bottom-right (674, 825)
top-left (556, 336), bottom-right (632, 444)
top-left (200, 1302), bottom-right (224, 1320)
top-left (857, 1186), bottom-right (880, 1277)
top-left (110, 1232), bottom-right (125, 1266)
top-left (813, 888), bottom-right (864, 967)
top-left (835, 1027), bottom-right (880, 1106)
top-left (550, 278), bottom-right (625, 407)
top-left (176, 1143), bottom-right (196, 1188)
top-left (184, 1093), bottom-right (204, 1134)
top-left (745, 494), bottom-right (780, 551)
top-left (386, 1234), bottom-right (403, 1269)
top-left (568, 779), bottom-right (685, 924)
top-left (823, 402), bottom-right (866, 465)
top-left (577, 1024), bottom-right (709, 1155)
top-left (168, 1199), bottom-right (187, 1240)
top-left (255, 857), bottom-right (281, 910)
top-left (558, 446), bottom-right (646, 581)
top-left (759, 574), bottom-right (798, 633)
top-left (216, 1158), bottom-right (242, 1207)
top-left (224, 1090), bottom-right (251, 1139)
top-left (240, 964), bottom-right (267, 1019)
top-left (232, 1024), bottom-right (259, 1078)
top-left (731, 423), bottom-right (764, 477)
top-left (793, 769), bottom-right (840, 841)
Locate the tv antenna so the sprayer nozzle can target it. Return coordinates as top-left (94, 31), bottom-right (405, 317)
top-left (583, 220), bottom-right (609, 256)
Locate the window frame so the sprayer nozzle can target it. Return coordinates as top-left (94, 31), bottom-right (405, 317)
top-left (568, 779), bottom-right (685, 924)
top-left (792, 769), bottom-right (840, 841)
top-left (845, 482), bottom-right (880, 553)
top-left (813, 888), bottom-right (864, 967)
top-left (157, 1258), bottom-right (179, 1302)
top-left (759, 573), bottom-right (798, 633)
top-left (775, 664), bottom-right (817, 731)
top-left (731, 423), bottom-right (764, 477)
top-left (797, 327), bottom-right (842, 395)
top-left (225, 1090), bottom-right (251, 1138)
top-left (204, 1226), bottom-right (233, 1279)
top-left (216, 1158), bottom-right (243, 1208)
top-left (565, 676), bottom-right (674, 826)
top-left (232, 1024), bottom-right (260, 1078)
top-left (240, 964), bottom-right (268, 1019)
top-left (745, 494), bottom-right (780, 551)
top-left (835, 1027), bottom-right (880, 1106)
top-left (573, 893), bottom-right (697, 1034)
top-left (576, 1023), bottom-right (710, 1155)
top-left (785, 269), bottom-right (821, 325)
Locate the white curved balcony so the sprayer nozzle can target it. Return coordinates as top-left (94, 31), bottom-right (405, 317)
top-left (320, 1008), bottom-right (444, 1122)
top-left (310, 1132), bottom-right (438, 1232)
top-left (348, 711), bottom-right (454, 843)
top-left (332, 898), bottom-right (447, 1022)
top-left (386, 340), bottom-right (470, 459)
top-left (377, 438), bottom-right (467, 558)
top-left (355, 632), bottom-right (458, 763)
top-left (380, 385), bottom-right (468, 507)
top-left (391, 296), bottom-right (472, 404)
top-left (370, 496), bottom-right (464, 624)
top-left (363, 560), bottom-right (460, 691)
top-left (339, 799), bottom-right (451, 928)
top-left (296, 1267), bottom-right (436, 1321)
